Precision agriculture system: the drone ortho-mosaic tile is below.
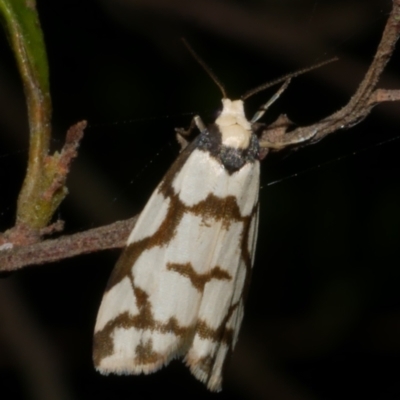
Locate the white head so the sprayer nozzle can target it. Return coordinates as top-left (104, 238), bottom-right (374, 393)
top-left (215, 99), bottom-right (252, 149)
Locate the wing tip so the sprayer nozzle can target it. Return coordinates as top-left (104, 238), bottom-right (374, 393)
top-left (185, 355), bottom-right (223, 392)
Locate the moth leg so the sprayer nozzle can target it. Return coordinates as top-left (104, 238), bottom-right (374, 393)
top-left (175, 115), bottom-right (207, 151)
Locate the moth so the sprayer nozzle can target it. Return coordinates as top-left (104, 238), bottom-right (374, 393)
top-left (93, 42), bottom-right (334, 391)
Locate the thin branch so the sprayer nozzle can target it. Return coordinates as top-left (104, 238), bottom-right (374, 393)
top-left (0, 217), bottom-right (137, 272)
top-left (260, 0), bottom-right (400, 148)
top-left (369, 88), bottom-right (400, 104)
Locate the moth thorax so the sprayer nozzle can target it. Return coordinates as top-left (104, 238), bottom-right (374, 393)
top-left (216, 98), bottom-right (252, 150)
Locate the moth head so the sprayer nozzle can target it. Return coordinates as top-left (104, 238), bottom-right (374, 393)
top-left (215, 99), bottom-right (252, 149)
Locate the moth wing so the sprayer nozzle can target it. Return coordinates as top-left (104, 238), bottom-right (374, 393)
top-left (186, 205), bottom-right (259, 391)
top-left (93, 144), bottom-right (199, 374)
top-left (93, 146), bottom-right (260, 392)
top-left (180, 158), bottom-right (260, 391)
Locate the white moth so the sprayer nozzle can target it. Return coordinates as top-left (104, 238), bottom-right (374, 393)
top-left (93, 44), bottom-right (331, 391)
top-left (94, 97), bottom-right (259, 392)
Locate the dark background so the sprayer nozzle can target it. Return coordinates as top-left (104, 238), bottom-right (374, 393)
top-left (0, 0), bottom-right (399, 399)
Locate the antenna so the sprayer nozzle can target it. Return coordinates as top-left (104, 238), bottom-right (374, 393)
top-left (181, 38), bottom-right (228, 98)
top-left (251, 79), bottom-right (291, 123)
top-left (242, 57), bottom-right (338, 100)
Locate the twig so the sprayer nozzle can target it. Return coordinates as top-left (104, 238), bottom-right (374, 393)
top-left (260, 0), bottom-right (400, 148)
top-left (0, 217), bottom-right (137, 272)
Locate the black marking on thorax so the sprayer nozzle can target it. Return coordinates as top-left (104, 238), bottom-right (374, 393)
top-left (197, 124), bottom-right (259, 173)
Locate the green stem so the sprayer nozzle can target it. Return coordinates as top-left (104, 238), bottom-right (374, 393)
top-left (0, 0), bottom-right (58, 230)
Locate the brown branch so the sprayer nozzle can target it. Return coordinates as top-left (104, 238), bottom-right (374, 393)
top-left (43, 121), bottom-right (86, 202)
top-left (0, 217), bottom-right (137, 272)
top-left (369, 88), bottom-right (400, 104)
top-left (260, 0), bottom-right (400, 149)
